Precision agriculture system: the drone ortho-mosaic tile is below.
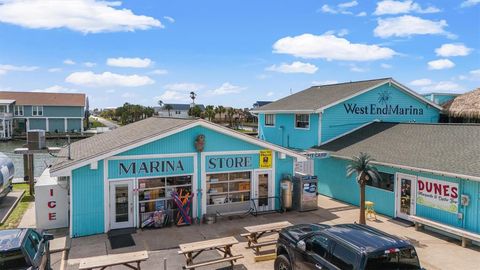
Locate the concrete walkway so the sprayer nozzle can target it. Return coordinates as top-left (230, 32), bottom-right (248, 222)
top-left (17, 202), bottom-right (36, 228)
top-left (66, 196), bottom-right (480, 270)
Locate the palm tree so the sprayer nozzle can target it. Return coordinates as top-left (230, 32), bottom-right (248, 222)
top-left (164, 104), bottom-right (173, 117)
top-left (205, 105), bottom-right (215, 121)
top-left (226, 107), bottom-right (235, 127)
top-left (216, 106), bottom-right (226, 122)
top-left (346, 152), bottom-right (381, 225)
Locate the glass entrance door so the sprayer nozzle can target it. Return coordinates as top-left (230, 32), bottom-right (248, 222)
top-left (395, 174), bottom-right (417, 220)
top-left (110, 180), bottom-right (134, 230)
top-left (253, 171), bottom-right (272, 211)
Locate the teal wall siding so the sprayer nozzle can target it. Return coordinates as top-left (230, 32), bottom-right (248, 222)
top-left (72, 162), bottom-right (104, 237)
top-left (49, 118), bottom-right (65, 132)
top-left (29, 118), bottom-right (46, 130)
top-left (67, 118), bottom-right (81, 132)
top-left (45, 106), bottom-right (84, 117)
top-left (316, 157), bottom-right (480, 234)
top-left (258, 113), bottom-right (319, 149)
top-left (321, 84), bottom-right (440, 142)
top-left (108, 156), bottom-right (194, 179)
top-left (118, 126), bottom-right (262, 156)
top-left (315, 158), bottom-right (394, 217)
top-left (205, 154), bottom-right (259, 173)
top-left (19, 105), bottom-right (83, 117)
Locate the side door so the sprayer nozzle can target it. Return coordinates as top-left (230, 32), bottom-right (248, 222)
top-left (298, 234), bottom-right (338, 270)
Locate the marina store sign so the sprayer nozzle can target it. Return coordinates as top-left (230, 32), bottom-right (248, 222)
top-left (343, 90), bottom-right (424, 116)
top-left (109, 157), bottom-right (193, 178)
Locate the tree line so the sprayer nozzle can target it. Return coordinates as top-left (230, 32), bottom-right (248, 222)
top-left (99, 103), bottom-right (155, 125)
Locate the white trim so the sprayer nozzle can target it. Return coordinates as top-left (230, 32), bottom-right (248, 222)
top-left (51, 120), bottom-right (306, 176)
top-left (109, 179), bottom-right (135, 230)
top-left (320, 120), bottom-right (379, 146)
top-left (394, 173), bottom-right (417, 220)
top-left (69, 172), bottom-right (73, 238)
top-left (203, 150), bottom-right (260, 156)
top-left (250, 109), bottom-right (316, 114)
top-left (103, 159), bottom-right (108, 233)
top-left (31, 105), bottom-right (44, 117)
top-left (330, 154), bottom-right (480, 182)
top-left (14, 105), bottom-right (24, 116)
top-left (108, 153), bottom-right (196, 160)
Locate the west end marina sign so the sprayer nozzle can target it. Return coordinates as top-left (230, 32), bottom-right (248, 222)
top-left (343, 103), bottom-right (424, 116)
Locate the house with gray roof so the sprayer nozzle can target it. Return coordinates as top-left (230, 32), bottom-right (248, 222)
top-left (154, 103), bottom-right (205, 118)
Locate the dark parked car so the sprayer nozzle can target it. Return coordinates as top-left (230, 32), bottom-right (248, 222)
top-left (275, 223), bottom-right (422, 270)
top-left (0, 228), bottom-right (54, 270)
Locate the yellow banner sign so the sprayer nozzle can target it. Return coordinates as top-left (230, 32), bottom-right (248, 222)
top-left (259, 150), bottom-right (272, 169)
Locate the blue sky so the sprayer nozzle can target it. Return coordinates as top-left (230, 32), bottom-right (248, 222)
top-left (0, 0), bottom-right (479, 108)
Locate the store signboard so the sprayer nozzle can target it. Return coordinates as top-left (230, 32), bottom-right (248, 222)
top-left (259, 150), bottom-right (272, 169)
top-left (206, 154), bottom-right (258, 172)
top-left (108, 156), bottom-right (194, 179)
top-left (416, 177), bottom-right (459, 213)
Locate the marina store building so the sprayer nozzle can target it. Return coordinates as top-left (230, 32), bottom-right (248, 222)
top-left (50, 77), bottom-right (480, 239)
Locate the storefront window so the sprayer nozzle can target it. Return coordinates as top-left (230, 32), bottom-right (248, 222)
top-left (207, 171), bottom-right (251, 212)
top-left (366, 172), bottom-right (394, 191)
top-left (138, 175), bottom-right (192, 228)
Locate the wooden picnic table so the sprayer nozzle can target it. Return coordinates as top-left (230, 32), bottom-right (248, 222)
top-left (242, 221), bottom-right (292, 254)
top-left (78, 250), bottom-right (148, 270)
top-left (178, 236), bottom-right (244, 269)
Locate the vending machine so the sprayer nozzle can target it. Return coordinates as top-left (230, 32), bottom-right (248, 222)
top-left (292, 174), bottom-right (318, 212)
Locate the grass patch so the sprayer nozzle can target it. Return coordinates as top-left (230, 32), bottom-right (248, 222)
top-left (0, 184), bottom-right (34, 230)
top-left (89, 118), bottom-right (106, 128)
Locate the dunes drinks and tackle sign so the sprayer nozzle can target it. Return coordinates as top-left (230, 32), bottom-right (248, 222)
top-left (343, 90), bottom-right (424, 116)
top-left (416, 177), bottom-right (459, 213)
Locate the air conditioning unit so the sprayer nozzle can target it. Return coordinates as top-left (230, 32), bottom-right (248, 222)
top-left (27, 130), bottom-right (46, 150)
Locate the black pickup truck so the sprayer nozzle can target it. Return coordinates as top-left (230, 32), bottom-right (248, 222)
top-left (275, 223), bottom-right (422, 270)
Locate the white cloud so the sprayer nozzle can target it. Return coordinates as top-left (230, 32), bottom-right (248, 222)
top-left (121, 92), bottom-right (136, 99)
top-left (156, 90), bottom-right (189, 102)
top-left (0, 70), bottom-right (6, 75)
top-left (428, 59), bottom-right (455, 70)
top-left (48, 68), bottom-right (62, 72)
top-left (312, 80), bottom-right (339, 85)
top-left (319, 1), bottom-right (358, 15)
top-left (470, 69), bottom-right (480, 77)
top-left (107, 57), bottom-right (153, 68)
top-left (151, 69), bottom-right (168, 75)
top-left (208, 82), bottom-right (246, 96)
top-left (459, 69), bottom-right (480, 81)
top-left (106, 89), bottom-right (116, 93)
top-left (0, 0), bottom-right (163, 33)
top-left (164, 83), bottom-right (204, 92)
top-left (266, 61), bottom-right (318, 74)
top-left (435, 43), bottom-right (472, 57)
top-left (461, 0), bottom-right (480, 8)
top-left (31, 85), bottom-right (77, 93)
top-left (273, 34), bottom-right (396, 61)
top-left (374, 1), bottom-right (440, 15)
top-left (63, 59), bottom-right (76, 65)
top-left (410, 78), bottom-right (432, 86)
top-left (374, 15), bottom-right (453, 38)
top-left (349, 64), bottom-right (368, 72)
top-left (356, 11), bottom-right (367, 16)
top-left (0, 64), bottom-right (38, 72)
top-left (380, 63), bottom-right (392, 69)
top-left (65, 71), bottom-right (155, 87)
top-left (266, 91), bottom-right (275, 97)
top-left (163, 16), bottom-right (175, 23)
top-left (84, 62), bottom-right (96, 67)
top-left (421, 81), bottom-right (463, 93)
top-left (324, 28), bottom-right (349, 37)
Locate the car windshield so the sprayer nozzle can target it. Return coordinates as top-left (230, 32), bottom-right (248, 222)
top-left (0, 249), bottom-right (30, 270)
top-left (365, 248), bottom-right (421, 270)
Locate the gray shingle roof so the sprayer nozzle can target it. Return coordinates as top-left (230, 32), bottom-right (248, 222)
top-left (51, 117), bottom-right (197, 173)
top-left (252, 78), bottom-right (393, 112)
top-left (51, 117), bottom-right (306, 174)
top-left (316, 122), bottom-right (480, 179)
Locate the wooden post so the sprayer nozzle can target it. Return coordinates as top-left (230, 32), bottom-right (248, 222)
top-left (28, 154), bottom-right (34, 196)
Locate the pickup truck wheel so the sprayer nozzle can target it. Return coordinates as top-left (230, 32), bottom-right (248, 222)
top-left (274, 254), bottom-right (292, 270)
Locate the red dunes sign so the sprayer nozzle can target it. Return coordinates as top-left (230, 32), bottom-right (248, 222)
top-left (417, 177), bottom-right (459, 213)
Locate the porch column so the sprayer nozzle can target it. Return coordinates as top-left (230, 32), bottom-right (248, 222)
top-left (80, 118), bottom-right (84, 133)
top-left (46, 118), bottom-right (49, 132)
top-left (64, 118), bottom-right (68, 132)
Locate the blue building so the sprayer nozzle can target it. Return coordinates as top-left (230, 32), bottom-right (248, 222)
top-left (0, 91), bottom-right (86, 139)
top-left (50, 117), bottom-right (305, 237)
top-left (253, 78), bottom-right (480, 238)
top-left (423, 92), bottom-right (460, 106)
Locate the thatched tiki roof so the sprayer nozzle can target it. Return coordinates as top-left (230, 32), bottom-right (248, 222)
top-left (444, 88), bottom-right (480, 119)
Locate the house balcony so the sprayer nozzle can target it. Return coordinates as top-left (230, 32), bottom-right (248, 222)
top-left (0, 112), bottom-right (13, 120)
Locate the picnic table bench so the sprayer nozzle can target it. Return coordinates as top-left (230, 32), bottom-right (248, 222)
top-left (78, 250), bottom-right (148, 270)
top-left (178, 236), bottom-right (244, 269)
top-left (410, 215), bottom-right (480, 248)
top-left (241, 221), bottom-right (292, 255)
